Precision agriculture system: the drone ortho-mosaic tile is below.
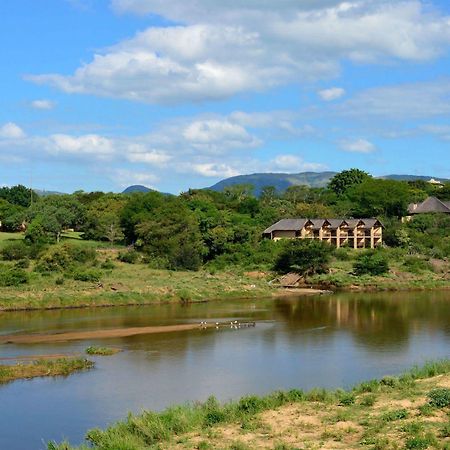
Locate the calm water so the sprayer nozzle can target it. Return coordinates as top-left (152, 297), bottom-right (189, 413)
top-left (2, 291), bottom-right (450, 449)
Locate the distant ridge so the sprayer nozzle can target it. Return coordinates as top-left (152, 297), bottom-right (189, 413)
top-left (208, 172), bottom-right (337, 195)
top-left (208, 172), bottom-right (449, 195)
top-left (122, 185), bottom-right (152, 194)
top-left (122, 185), bottom-right (172, 196)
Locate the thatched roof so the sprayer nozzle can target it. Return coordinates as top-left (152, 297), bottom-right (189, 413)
top-left (408, 197), bottom-right (450, 214)
top-left (263, 219), bottom-right (309, 234)
top-left (263, 218), bottom-right (383, 234)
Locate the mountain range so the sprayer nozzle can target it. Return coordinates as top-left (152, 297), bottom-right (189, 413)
top-left (110, 173), bottom-right (449, 196)
top-left (206, 172), bottom-right (449, 196)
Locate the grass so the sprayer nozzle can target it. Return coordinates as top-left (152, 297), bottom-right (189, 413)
top-left (85, 346), bottom-right (121, 356)
top-left (0, 234), bottom-right (449, 311)
top-left (0, 245), bottom-right (275, 310)
top-left (47, 359), bottom-right (450, 449)
top-left (0, 358), bottom-right (93, 384)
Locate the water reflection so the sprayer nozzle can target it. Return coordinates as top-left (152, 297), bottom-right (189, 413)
top-left (1, 291), bottom-right (450, 450)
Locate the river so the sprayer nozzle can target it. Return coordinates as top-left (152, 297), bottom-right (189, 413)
top-left (1, 290), bottom-right (450, 449)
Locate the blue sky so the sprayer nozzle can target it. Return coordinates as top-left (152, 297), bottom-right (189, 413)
top-left (1, 0), bottom-right (450, 193)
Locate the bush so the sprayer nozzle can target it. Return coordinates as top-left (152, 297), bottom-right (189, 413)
top-left (35, 246), bottom-right (70, 272)
top-left (118, 250), bottom-right (139, 264)
top-left (14, 259), bottom-right (30, 269)
top-left (274, 240), bottom-right (334, 275)
top-left (0, 265), bottom-right (29, 287)
top-left (353, 250), bottom-right (389, 276)
top-left (338, 392), bottom-right (355, 406)
top-left (100, 259), bottom-right (115, 270)
top-left (403, 256), bottom-right (433, 274)
top-left (0, 241), bottom-right (29, 261)
top-left (428, 388), bottom-right (450, 408)
top-left (65, 244), bottom-right (96, 264)
top-left (71, 269), bottom-right (102, 283)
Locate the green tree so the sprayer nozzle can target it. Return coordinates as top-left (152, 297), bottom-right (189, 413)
top-left (0, 185), bottom-right (38, 207)
top-left (346, 179), bottom-right (411, 218)
top-left (274, 240), bottom-right (333, 275)
top-left (328, 169), bottom-right (371, 196)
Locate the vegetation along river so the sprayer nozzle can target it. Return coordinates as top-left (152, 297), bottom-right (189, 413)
top-left (2, 290), bottom-right (450, 449)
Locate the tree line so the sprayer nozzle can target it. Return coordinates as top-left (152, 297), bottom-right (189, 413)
top-left (1, 169), bottom-right (449, 271)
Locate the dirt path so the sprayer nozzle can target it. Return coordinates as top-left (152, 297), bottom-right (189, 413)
top-left (0, 323), bottom-right (221, 344)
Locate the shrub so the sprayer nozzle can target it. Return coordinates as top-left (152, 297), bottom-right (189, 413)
top-left (118, 250), bottom-right (139, 264)
top-left (334, 247), bottom-right (353, 261)
top-left (14, 259), bottom-right (30, 269)
top-left (382, 408), bottom-right (408, 422)
top-left (55, 277), bottom-right (64, 286)
top-left (71, 269), bottom-right (102, 283)
top-left (274, 240), bottom-right (334, 275)
top-left (403, 256), bottom-right (433, 274)
top-left (338, 392), bottom-right (355, 406)
top-left (360, 394), bottom-right (376, 407)
top-left (65, 244), bottom-right (96, 264)
top-left (0, 265), bottom-right (29, 287)
top-left (428, 388), bottom-right (450, 408)
top-left (0, 241), bottom-right (30, 261)
top-left (353, 251), bottom-right (389, 276)
top-left (35, 246), bottom-right (70, 273)
top-left (100, 259), bottom-right (115, 270)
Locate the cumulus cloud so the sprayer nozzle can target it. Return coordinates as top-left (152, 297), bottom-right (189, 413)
top-left (318, 87), bottom-right (345, 101)
top-left (339, 138), bottom-right (376, 153)
top-left (31, 99), bottom-right (56, 110)
top-left (47, 134), bottom-right (115, 157)
top-left (0, 112), bottom-right (324, 187)
top-left (338, 79), bottom-right (450, 119)
top-left (271, 154), bottom-right (327, 171)
top-left (0, 122), bottom-right (26, 139)
top-left (188, 163), bottom-right (240, 178)
top-left (27, 1), bottom-right (450, 104)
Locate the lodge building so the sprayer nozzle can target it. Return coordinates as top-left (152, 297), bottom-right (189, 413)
top-left (263, 218), bottom-right (383, 249)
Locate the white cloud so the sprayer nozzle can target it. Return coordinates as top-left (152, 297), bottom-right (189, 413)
top-left (114, 169), bottom-right (159, 187)
top-left (339, 138), bottom-right (376, 153)
top-left (31, 99), bottom-right (56, 110)
top-left (338, 79), bottom-right (450, 119)
top-left (182, 119), bottom-right (261, 152)
top-left (126, 146), bottom-right (172, 165)
top-left (0, 122), bottom-right (26, 139)
top-left (28, 1), bottom-right (450, 104)
top-left (47, 134), bottom-right (115, 157)
top-left (271, 154), bottom-right (327, 171)
top-left (0, 113), bottom-right (325, 187)
top-left (318, 87), bottom-right (345, 101)
top-left (189, 163), bottom-right (240, 178)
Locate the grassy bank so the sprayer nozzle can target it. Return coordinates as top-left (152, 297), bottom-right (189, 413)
top-left (0, 262), bottom-right (275, 311)
top-left (0, 358), bottom-right (93, 384)
top-left (48, 360), bottom-right (450, 449)
top-left (0, 232), bottom-right (449, 311)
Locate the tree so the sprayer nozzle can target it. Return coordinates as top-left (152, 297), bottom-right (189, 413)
top-left (0, 199), bottom-right (26, 231)
top-left (346, 179), bottom-right (411, 218)
top-left (0, 185), bottom-right (38, 207)
top-left (274, 240), bottom-right (334, 275)
top-left (260, 186), bottom-right (278, 204)
top-left (27, 195), bottom-right (86, 242)
top-left (328, 169), bottom-right (371, 196)
top-left (436, 183), bottom-right (450, 201)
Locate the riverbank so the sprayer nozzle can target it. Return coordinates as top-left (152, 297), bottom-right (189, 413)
top-left (0, 246), bottom-right (449, 311)
top-left (0, 358), bottom-right (93, 384)
top-left (48, 360), bottom-right (450, 449)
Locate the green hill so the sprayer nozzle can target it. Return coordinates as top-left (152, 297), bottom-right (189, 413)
top-left (208, 172), bottom-right (449, 196)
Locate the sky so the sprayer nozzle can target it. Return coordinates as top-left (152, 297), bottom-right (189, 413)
top-left (1, 0), bottom-right (450, 194)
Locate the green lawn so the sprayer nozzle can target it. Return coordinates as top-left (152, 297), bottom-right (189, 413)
top-left (0, 232), bottom-right (24, 248)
